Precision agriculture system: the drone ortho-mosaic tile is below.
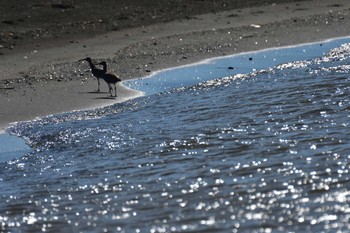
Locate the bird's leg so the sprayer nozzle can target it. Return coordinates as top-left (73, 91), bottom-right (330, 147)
top-left (108, 84), bottom-right (113, 97)
top-left (97, 78), bottom-right (101, 92)
top-left (114, 84), bottom-right (117, 97)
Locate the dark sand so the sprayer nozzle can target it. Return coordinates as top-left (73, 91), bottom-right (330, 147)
top-left (1, 0), bottom-right (350, 130)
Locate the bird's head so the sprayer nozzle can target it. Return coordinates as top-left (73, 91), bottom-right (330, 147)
top-left (96, 61), bottom-right (107, 66)
top-left (96, 61), bottom-right (107, 72)
top-left (77, 57), bottom-right (92, 63)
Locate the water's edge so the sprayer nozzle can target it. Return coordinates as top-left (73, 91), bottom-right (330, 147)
top-left (2, 36), bottom-right (350, 162)
top-left (0, 132), bottom-right (31, 163)
top-left (124, 36), bottom-right (350, 95)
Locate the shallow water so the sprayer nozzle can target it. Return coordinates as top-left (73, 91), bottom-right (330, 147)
top-left (2, 37), bottom-right (350, 232)
top-left (0, 133), bottom-right (30, 163)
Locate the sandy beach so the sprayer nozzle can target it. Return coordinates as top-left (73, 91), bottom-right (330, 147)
top-left (1, 0), bottom-right (350, 130)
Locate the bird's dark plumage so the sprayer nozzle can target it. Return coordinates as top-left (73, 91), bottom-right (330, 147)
top-left (97, 61), bottom-right (121, 97)
top-left (77, 57), bottom-right (104, 92)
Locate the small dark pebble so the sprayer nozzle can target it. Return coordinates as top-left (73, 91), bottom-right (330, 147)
top-left (227, 14), bottom-right (239, 18)
top-left (228, 66), bottom-right (235, 70)
top-left (145, 69), bottom-right (151, 73)
top-left (327, 4), bottom-right (341, 7)
top-left (2, 20), bottom-right (15, 25)
top-left (249, 57), bottom-right (253, 61)
top-left (51, 4), bottom-right (75, 9)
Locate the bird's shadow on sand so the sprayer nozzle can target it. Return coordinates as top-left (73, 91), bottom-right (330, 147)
top-left (78, 91), bottom-right (116, 99)
top-left (81, 91), bottom-right (109, 94)
top-left (94, 96), bottom-right (116, 100)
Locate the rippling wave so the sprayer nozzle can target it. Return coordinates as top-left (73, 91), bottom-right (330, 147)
top-left (2, 39), bottom-right (350, 232)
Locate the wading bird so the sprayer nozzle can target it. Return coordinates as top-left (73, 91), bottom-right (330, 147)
top-left (77, 57), bottom-right (104, 92)
top-left (96, 61), bottom-right (121, 97)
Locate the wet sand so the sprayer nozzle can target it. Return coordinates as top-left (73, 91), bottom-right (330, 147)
top-left (1, 0), bottom-right (350, 130)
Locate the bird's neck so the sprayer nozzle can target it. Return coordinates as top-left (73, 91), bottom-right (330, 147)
top-left (87, 60), bottom-right (96, 70)
top-left (102, 65), bottom-right (107, 73)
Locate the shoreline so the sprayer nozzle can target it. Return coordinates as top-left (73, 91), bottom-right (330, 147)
top-left (3, 34), bottom-right (349, 132)
top-left (140, 34), bottom-right (350, 74)
top-left (2, 34), bottom-right (349, 163)
top-left (1, 0), bottom-right (350, 131)
top-left (124, 35), bottom-right (350, 96)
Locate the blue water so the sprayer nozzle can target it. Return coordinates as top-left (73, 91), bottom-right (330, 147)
top-left (0, 133), bottom-right (31, 163)
top-left (2, 37), bottom-right (350, 232)
top-left (124, 37), bottom-right (350, 94)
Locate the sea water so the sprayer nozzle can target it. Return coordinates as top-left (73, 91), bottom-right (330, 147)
top-left (1, 37), bottom-right (350, 232)
top-left (0, 133), bottom-right (30, 163)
